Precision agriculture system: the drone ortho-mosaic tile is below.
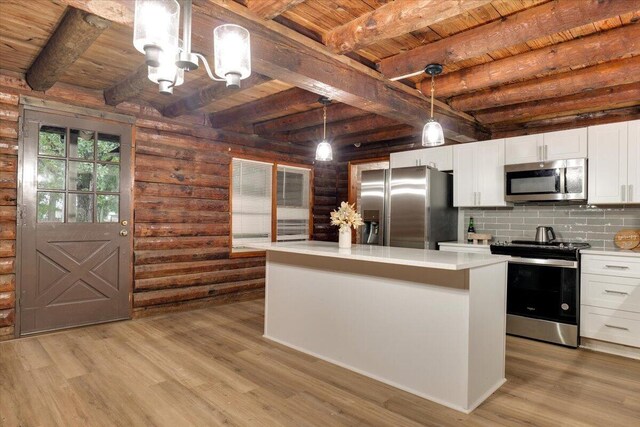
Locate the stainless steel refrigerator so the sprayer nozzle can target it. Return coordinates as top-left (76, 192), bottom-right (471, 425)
top-left (360, 166), bottom-right (457, 249)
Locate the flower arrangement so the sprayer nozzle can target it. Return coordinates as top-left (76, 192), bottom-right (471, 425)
top-left (330, 201), bottom-right (364, 231)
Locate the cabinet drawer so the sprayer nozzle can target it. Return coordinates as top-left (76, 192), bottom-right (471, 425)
top-left (581, 255), bottom-right (640, 277)
top-left (581, 306), bottom-right (640, 348)
top-left (581, 274), bottom-right (640, 313)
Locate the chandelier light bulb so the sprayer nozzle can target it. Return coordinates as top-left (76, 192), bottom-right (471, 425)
top-left (133, 0), bottom-right (180, 67)
top-left (315, 140), bottom-right (333, 161)
top-left (422, 64), bottom-right (445, 147)
top-left (214, 24), bottom-right (251, 88)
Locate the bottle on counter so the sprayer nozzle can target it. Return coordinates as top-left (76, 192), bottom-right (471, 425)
top-left (467, 217), bottom-right (476, 242)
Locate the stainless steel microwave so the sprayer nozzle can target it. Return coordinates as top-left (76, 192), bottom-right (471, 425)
top-left (505, 158), bottom-right (587, 202)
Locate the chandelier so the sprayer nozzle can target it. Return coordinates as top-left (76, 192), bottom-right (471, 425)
top-left (315, 97), bottom-right (333, 161)
top-left (133, 0), bottom-right (251, 95)
top-left (422, 63), bottom-right (445, 147)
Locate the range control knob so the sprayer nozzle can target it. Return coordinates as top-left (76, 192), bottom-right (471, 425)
top-left (561, 303), bottom-right (569, 311)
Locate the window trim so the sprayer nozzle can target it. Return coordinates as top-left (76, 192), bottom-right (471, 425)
top-left (229, 156), bottom-right (313, 258)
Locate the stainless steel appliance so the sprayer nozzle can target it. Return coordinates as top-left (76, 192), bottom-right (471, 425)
top-left (505, 158), bottom-right (587, 202)
top-left (359, 166), bottom-right (457, 249)
top-left (360, 169), bottom-right (387, 245)
top-left (490, 240), bottom-right (590, 347)
top-left (534, 226), bottom-right (556, 243)
top-left (389, 166), bottom-right (457, 249)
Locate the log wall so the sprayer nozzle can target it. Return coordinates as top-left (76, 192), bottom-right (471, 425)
top-left (0, 71), bottom-right (339, 340)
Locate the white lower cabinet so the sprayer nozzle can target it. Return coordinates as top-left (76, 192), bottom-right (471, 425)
top-left (453, 139), bottom-right (507, 207)
top-left (581, 254), bottom-right (640, 348)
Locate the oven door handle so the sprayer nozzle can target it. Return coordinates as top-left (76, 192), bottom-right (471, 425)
top-left (508, 257), bottom-right (578, 269)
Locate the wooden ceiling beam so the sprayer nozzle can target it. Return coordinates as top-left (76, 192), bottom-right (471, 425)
top-left (450, 56), bottom-right (640, 112)
top-left (254, 103), bottom-right (369, 135)
top-left (163, 73), bottom-right (271, 118)
top-left (26, 7), bottom-right (110, 91)
top-left (195, 0), bottom-right (487, 141)
top-left (245, 0), bottom-right (305, 20)
top-left (324, 0), bottom-right (492, 55)
top-left (422, 24), bottom-right (640, 99)
top-left (491, 106), bottom-right (640, 138)
top-left (279, 114), bottom-right (403, 143)
top-left (209, 87), bottom-right (320, 128)
top-left (59, 0), bottom-right (487, 141)
top-left (333, 126), bottom-right (420, 146)
top-left (379, 0), bottom-right (640, 80)
top-left (103, 63), bottom-right (149, 106)
top-left (475, 83), bottom-right (640, 125)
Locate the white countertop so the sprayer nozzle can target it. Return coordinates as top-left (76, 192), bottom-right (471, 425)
top-left (251, 241), bottom-right (508, 271)
top-left (438, 241), bottom-right (492, 248)
top-left (581, 248), bottom-right (640, 258)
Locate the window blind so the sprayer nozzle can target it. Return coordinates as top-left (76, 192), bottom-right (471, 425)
top-left (232, 158), bottom-right (273, 251)
top-left (277, 165), bottom-right (310, 241)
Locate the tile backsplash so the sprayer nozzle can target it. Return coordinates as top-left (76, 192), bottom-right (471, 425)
top-left (460, 204), bottom-right (640, 249)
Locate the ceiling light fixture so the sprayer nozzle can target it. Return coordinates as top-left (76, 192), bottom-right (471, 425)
top-left (133, 0), bottom-right (251, 94)
top-left (422, 63), bottom-right (445, 147)
top-left (315, 97), bottom-right (333, 162)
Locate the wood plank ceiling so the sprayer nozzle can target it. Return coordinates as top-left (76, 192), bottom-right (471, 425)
top-left (0, 0), bottom-right (638, 156)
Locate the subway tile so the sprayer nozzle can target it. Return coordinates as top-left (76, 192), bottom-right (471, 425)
top-left (497, 217), bottom-right (524, 224)
top-left (587, 218), bottom-right (624, 226)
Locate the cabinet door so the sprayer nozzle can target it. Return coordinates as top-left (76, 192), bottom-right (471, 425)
top-left (453, 144), bottom-right (476, 207)
top-left (476, 139), bottom-right (508, 206)
top-left (628, 120), bottom-right (640, 204)
top-left (543, 128), bottom-right (587, 161)
top-left (588, 123), bottom-right (628, 204)
top-left (390, 150), bottom-right (421, 169)
top-left (421, 146), bottom-right (453, 171)
top-left (505, 134), bottom-right (542, 165)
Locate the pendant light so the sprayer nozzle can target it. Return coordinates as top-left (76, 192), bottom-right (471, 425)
top-left (422, 63), bottom-right (445, 147)
top-left (133, 0), bottom-right (252, 93)
top-left (315, 97), bottom-right (333, 161)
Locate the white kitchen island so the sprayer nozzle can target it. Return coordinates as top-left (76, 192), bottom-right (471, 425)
top-left (253, 241), bottom-right (509, 413)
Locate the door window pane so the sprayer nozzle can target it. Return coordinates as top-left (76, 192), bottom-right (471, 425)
top-left (97, 134), bottom-right (120, 163)
top-left (38, 126), bottom-right (66, 157)
top-left (37, 158), bottom-right (66, 190)
top-left (96, 163), bottom-right (120, 192)
top-left (69, 129), bottom-right (95, 160)
top-left (68, 193), bottom-right (93, 223)
top-left (277, 166), bottom-right (310, 241)
top-left (97, 195), bottom-right (119, 222)
top-left (68, 161), bottom-right (94, 191)
top-left (37, 192), bottom-right (64, 222)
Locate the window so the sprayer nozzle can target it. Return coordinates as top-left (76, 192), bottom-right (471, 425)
top-left (231, 158), bottom-right (312, 253)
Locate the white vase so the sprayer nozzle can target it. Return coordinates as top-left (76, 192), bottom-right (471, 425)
top-left (338, 227), bottom-right (352, 249)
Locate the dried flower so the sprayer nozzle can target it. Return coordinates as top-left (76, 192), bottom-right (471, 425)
top-left (330, 201), bottom-right (364, 231)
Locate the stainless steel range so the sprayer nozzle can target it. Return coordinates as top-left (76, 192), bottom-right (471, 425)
top-left (490, 240), bottom-right (590, 347)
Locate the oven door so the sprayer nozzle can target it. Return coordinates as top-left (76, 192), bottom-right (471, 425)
top-left (507, 258), bottom-right (578, 325)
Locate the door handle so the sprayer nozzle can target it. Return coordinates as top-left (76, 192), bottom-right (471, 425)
top-left (621, 185), bottom-right (626, 202)
top-left (119, 230), bottom-right (129, 236)
top-left (629, 185), bottom-right (634, 202)
top-left (121, 220), bottom-right (128, 226)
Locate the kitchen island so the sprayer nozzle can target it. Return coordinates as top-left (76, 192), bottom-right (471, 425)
top-left (253, 241), bottom-right (509, 413)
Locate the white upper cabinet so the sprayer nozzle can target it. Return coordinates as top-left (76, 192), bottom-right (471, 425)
top-left (390, 146), bottom-right (453, 171)
top-left (588, 122), bottom-right (630, 204)
top-left (628, 120), bottom-right (640, 203)
top-left (454, 139), bottom-right (507, 207)
top-left (543, 128), bottom-right (588, 161)
top-left (505, 134), bottom-right (542, 164)
top-left (505, 128), bottom-right (587, 164)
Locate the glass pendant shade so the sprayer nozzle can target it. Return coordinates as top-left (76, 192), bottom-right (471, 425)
top-left (213, 24), bottom-right (251, 88)
top-left (315, 140), bottom-right (333, 161)
top-left (133, 0), bottom-right (180, 67)
top-left (422, 118), bottom-right (445, 147)
top-left (148, 49), bottom-right (184, 95)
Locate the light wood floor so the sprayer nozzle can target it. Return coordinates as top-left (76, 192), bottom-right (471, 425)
top-left (1, 299), bottom-right (639, 427)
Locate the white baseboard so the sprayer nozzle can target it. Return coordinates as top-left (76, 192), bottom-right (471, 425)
top-left (580, 337), bottom-right (640, 360)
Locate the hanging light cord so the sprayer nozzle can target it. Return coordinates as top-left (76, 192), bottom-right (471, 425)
top-left (430, 74), bottom-right (435, 119)
top-left (323, 104), bottom-right (327, 140)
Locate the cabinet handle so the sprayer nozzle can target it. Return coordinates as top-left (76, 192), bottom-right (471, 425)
top-left (621, 185), bottom-right (626, 202)
top-left (544, 145), bottom-right (548, 160)
top-left (629, 185), bottom-right (634, 202)
top-left (604, 289), bottom-right (629, 295)
top-left (604, 265), bottom-right (630, 270)
top-left (604, 324), bottom-right (629, 331)
top-left (537, 146), bottom-right (542, 161)
top-left (478, 192), bottom-right (481, 205)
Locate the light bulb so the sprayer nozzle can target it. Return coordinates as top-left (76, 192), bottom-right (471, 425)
top-left (422, 119), bottom-right (444, 147)
top-left (214, 24), bottom-right (251, 88)
top-left (133, 0), bottom-right (180, 67)
top-left (315, 140), bottom-right (333, 161)
top-left (148, 49), bottom-right (184, 95)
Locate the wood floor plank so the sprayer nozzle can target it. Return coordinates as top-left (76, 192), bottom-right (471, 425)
top-left (1, 298), bottom-right (639, 427)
